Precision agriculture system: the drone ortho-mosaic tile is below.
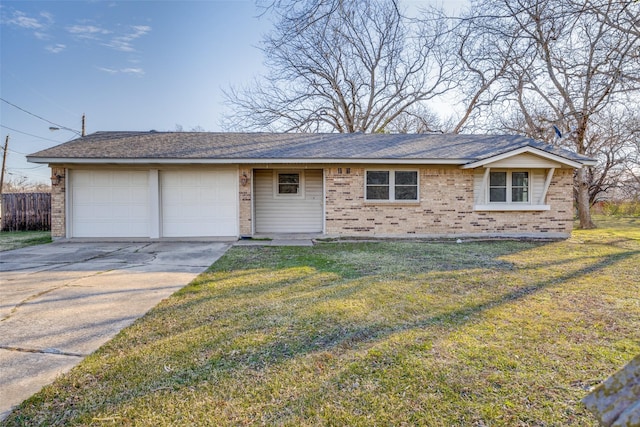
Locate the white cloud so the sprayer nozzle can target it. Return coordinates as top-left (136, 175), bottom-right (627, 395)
top-left (131, 25), bottom-right (151, 35)
top-left (96, 66), bottom-right (118, 74)
top-left (67, 24), bottom-right (110, 40)
top-left (7, 10), bottom-right (44, 29)
top-left (34, 31), bottom-right (50, 40)
top-left (121, 67), bottom-right (144, 75)
top-left (103, 24), bottom-right (151, 52)
top-left (96, 66), bottom-right (145, 76)
top-left (3, 8), bottom-right (59, 46)
top-left (39, 11), bottom-right (54, 25)
top-left (46, 43), bottom-right (66, 53)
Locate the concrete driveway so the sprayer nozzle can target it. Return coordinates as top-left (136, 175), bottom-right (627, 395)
top-left (0, 241), bottom-right (230, 420)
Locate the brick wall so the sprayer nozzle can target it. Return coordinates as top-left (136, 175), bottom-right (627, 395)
top-left (50, 166), bottom-right (66, 238)
top-left (324, 166), bottom-right (574, 237)
top-left (238, 166), bottom-right (252, 236)
top-left (49, 165), bottom-right (574, 239)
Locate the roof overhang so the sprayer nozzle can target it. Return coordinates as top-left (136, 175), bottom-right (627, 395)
top-left (460, 146), bottom-right (596, 169)
top-left (26, 157), bottom-right (471, 165)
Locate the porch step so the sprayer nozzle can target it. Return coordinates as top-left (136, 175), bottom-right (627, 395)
top-left (235, 239), bottom-right (314, 247)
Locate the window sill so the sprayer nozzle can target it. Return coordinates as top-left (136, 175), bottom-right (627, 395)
top-left (364, 200), bottom-right (420, 206)
top-left (474, 204), bottom-right (550, 211)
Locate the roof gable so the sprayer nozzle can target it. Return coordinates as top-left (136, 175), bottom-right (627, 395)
top-left (460, 146), bottom-right (596, 169)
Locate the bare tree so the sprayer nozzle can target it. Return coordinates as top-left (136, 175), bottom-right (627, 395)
top-left (620, 109), bottom-right (640, 201)
top-left (583, 112), bottom-right (639, 204)
top-left (466, 0), bottom-right (640, 228)
top-left (443, 7), bottom-right (524, 133)
top-left (2, 175), bottom-right (50, 193)
top-left (223, 0), bottom-right (454, 133)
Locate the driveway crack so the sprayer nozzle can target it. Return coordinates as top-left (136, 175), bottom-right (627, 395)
top-left (1, 269), bottom-right (121, 322)
top-left (1, 284), bottom-right (69, 322)
top-left (1, 245), bottom-right (150, 322)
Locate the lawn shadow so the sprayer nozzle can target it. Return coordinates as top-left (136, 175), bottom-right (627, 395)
top-left (7, 240), bottom-right (639, 424)
top-left (109, 241), bottom-right (637, 383)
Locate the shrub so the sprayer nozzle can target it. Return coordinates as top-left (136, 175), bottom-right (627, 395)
top-left (599, 201), bottom-right (640, 217)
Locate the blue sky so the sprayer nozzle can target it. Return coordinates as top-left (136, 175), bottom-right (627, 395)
top-left (1, 0), bottom-right (468, 184)
top-left (1, 0), bottom-right (271, 183)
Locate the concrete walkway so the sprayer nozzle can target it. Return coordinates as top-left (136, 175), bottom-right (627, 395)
top-left (235, 239), bottom-right (314, 247)
top-left (0, 241), bottom-right (230, 420)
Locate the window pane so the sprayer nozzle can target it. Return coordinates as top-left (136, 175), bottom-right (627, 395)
top-left (490, 188), bottom-right (507, 202)
top-left (279, 184), bottom-right (298, 194)
top-left (395, 186), bottom-right (417, 200)
top-left (278, 173), bottom-right (299, 194)
top-left (512, 172), bottom-right (528, 187)
top-left (367, 171), bottom-right (389, 185)
top-left (490, 172), bottom-right (507, 186)
top-left (512, 187), bottom-right (529, 202)
top-left (395, 171), bottom-right (417, 185)
top-left (279, 173), bottom-right (299, 184)
top-left (367, 186), bottom-right (389, 200)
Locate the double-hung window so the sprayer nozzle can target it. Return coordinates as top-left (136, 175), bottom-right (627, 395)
top-left (366, 170), bottom-right (418, 202)
top-left (274, 171), bottom-right (305, 198)
top-left (489, 171), bottom-right (529, 203)
top-left (278, 172), bottom-right (300, 195)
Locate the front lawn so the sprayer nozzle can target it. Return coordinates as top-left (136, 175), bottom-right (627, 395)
top-left (4, 218), bottom-right (639, 426)
top-left (0, 231), bottom-right (51, 252)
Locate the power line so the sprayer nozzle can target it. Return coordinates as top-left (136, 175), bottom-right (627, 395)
top-left (11, 165), bottom-right (47, 170)
top-left (0, 124), bottom-right (64, 143)
top-left (6, 171), bottom-right (29, 179)
top-left (1, 97), bottom-right (81, 135)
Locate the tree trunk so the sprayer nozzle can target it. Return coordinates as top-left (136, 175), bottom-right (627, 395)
top-left (576, 167), bottom-right (596, 229)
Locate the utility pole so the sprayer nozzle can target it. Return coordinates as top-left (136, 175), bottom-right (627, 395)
top-left (0, 135), bottom-right (8, 196)
top-left (82, 113), bottom-right (86, 137)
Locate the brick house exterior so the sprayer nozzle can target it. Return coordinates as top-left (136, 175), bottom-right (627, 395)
top-left (30, 132), bottom-right (594, 240)
top-left (322, 166), bottom-right (574, 237)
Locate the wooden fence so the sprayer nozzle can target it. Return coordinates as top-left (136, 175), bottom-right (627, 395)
top-left (1, 192), bottom-right (51, 231)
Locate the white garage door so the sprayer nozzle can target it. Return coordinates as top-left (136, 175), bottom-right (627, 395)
top-left (161, 170), bottom-right (238, 237)
top-left (71, 170), bottom-right (150, 238)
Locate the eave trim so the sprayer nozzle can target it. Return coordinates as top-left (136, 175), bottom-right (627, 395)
top-left (27, 157), bottom-right (471, 165)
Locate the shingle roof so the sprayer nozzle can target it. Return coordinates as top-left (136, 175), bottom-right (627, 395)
top-left (27, 131), bottom-right (595, 165)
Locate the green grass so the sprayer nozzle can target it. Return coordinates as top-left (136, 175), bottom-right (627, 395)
top-left (581, 215), bottom-right (640, 241)
top-left (0, 231), bottom-right (51, 251)
top-left (3, 219), bottom-right (639, 426)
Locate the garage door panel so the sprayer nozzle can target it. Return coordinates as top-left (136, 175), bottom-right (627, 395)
top-left (112, 192), bottom-right (132, 203)
top-left (111, 204), bottom-right (147, 219)
top-left (181, 188), bottom-right (201, 202)
top-left (74, 187), bottom-right (97, 201)
top-left (73, 205), bottom-right (95, 218)
top-left (130, 188), bottom-right (148, 200)
top-left (71, 170), bottom-right (150, 238)
top-left (161, 170), bottom-right (238, 237)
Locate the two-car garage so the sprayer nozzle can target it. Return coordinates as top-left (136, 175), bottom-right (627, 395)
top-left (69, 169), bottom-right (238, 238)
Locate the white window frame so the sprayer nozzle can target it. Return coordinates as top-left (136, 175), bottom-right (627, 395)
top-left (487, 169), bottom-right (530, 204)
top-left (273, 170), bottom-right (305, 199)
top-left (475, 167), bottom-right (551, 211)
top-left (364, 169), bottom-right (419, 202)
